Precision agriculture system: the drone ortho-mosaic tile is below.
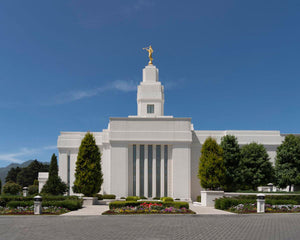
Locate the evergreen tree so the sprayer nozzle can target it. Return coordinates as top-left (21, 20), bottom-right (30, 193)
top-left (73, 132), bottom-right (103, 196)
top-left (0, 179), bottom-right (2, 195)
top-left (17, 160), bottom-right (49, 187)
top-left (240, 143), bottom-right (274, 190)
top-left (275, 135), bottom-right (300, 191)
top-left (5, 167), bottom-right (21, 183)
top-left (220, 135), bottom-right (242, 191)
top-left (41, 154), bottom-right (68, 195)
top-left (198, 137), bottom-right (225, 190)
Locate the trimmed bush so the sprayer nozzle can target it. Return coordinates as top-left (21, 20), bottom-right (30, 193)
top-left (126, 196), bottom-right (140, 201)
top-left (153, 197), bottom-right (160, 200)
top-left (102, 194), bottom-right (116, 199)
top-left (161, 197), bottom-right (174, 202)
top-left (109, 201), bottom-right (189, 210)
top-left (140, 196), bottom-right (147, 199)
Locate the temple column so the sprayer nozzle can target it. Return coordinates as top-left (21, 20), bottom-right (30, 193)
top-left (161, 145), bottom-right (165, 197)
top-left (136, 145), bottom-right (140, 196)
top-left (152, 145), bottom-right (156, 198)
top-left (144, 146), bottom-right (148, 198)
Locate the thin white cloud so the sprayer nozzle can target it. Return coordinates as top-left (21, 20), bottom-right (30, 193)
top-left (0, 145), bottom-right (56, 164)
top-left (51, 80), bottom-right (137, 105)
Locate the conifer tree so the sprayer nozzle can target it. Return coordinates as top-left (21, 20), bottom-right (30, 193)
top-left (275, 135), bottom-right (300, 191)
top-left (41, 154), bottom-right (68, 195)
top-left (73, 132), bottom-right (103, 196)
top-left (198, 137), bottom-right (225, 190)
top-left (240, 143), bottom-right (274, 190)
top-left (220, 135), bottom-right (242, 191)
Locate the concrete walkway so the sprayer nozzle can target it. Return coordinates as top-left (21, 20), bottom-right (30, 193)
top-left (61, 203), bottom-right (233, 216)
top-left (189, 203), bottom-right (235, 215)
top-left (62, 205), bottom-right (109, 216)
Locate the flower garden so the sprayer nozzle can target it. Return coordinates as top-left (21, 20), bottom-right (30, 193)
top-left (103, 197), bottom-right (195, 215)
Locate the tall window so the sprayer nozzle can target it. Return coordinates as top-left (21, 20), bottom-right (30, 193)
top-left (164, 145), bottom-right (168, 197)
top-left (147, 104), bottom-right (154, 114)
top-left (133, 145), bottom-right (136, 196)
top-left (156, 145), bottom-right (161, 198)
top-left (140, 145), bottom-right (144, 197)
top-left (148, 145), bottom-right (153, 197)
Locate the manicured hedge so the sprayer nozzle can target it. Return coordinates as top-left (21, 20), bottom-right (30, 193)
top-left (109, 201), bottom-right (189, 210)
top-left (0, 195), bottom-right (80, 207)
top-left (7, 199), bottom-right (83, 211)
top-left (7, 201), bottom-right (34, 208)
top-left (161, 197), bottom-right (174, 202)
top-left (126, 196), bottom-right (140, 201)
top-left (96, 194), bottom-right (116, 200)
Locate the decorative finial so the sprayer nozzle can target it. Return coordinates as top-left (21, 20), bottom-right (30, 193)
top-left (143, 45), bottom-right (153, 65)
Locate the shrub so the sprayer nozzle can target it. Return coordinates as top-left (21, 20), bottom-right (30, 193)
top-left (102, 194), bottom-right (116, 199)
top-left (196, 196), bottom-right (201, 202)
top-left (153, 197), bottom-right (160, 200)
top-left (3, 182), bottom-right (22, 195)
top-left (140, 196), bottom-right (147, 199)
top-left (28, 185), bottom-right (38, 195)
top-left (109, 201), bottom-right (189, 210)
top-left (126, 196), bottom-right (140, 201)
top-left (161, 197), bottom-right (173, 202)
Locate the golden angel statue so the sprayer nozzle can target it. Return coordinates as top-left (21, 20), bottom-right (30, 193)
top-left (143, 45), bottom-right (153, 65)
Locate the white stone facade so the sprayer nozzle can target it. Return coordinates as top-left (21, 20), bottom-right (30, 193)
top-left (56, 64), bottom-right (290, 201)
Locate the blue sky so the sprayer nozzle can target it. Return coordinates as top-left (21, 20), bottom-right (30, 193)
top-left (0, 0), bottom-right (300, 167)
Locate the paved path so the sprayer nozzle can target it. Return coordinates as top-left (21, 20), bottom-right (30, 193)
top-left (62, 205), bottom-right (109, 216)
top-left (1, 214), bottom-right (300, 240)
top-left (189, 203), bottom-right (234, 215)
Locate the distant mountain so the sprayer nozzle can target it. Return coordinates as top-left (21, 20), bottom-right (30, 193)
top-left (0, 160), bottom-right (49, 184)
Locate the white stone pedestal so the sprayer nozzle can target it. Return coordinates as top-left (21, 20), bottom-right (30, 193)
top-left (83, 197), bottom-right (98, 206)
top-left (201, 191), bottom-right (224, 207)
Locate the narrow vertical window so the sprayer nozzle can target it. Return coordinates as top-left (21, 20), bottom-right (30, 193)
top-left (156, 145), bottom-right (161, 198)
top-left (67, 154), bottom-right (70, 196)
top-left (164, 145), bottom-right (168, 197)
top-left (140, 145), bottom-right (144, 197)
top-left (148, 145), bottom-right (153, 197)
top-left (133, 145), bottom-right (136, 196)
top-left (147, 104), bottom-right (154, 114)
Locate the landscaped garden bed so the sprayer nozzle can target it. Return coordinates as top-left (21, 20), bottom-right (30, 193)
top-left (215, 195), bottom-right (300, 214)
top-left (0, 206), bottom-right (70, 215)
top-left (0, 195), bottom-right (83, 215)
top-left (103, 200), bottom-right (195, 215)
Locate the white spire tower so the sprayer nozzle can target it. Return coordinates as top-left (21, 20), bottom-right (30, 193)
top-left (137, 64), bottom-right (164, 117)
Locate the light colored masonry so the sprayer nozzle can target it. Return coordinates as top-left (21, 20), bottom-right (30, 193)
top-left (41, 64), bottom-right (296, 201)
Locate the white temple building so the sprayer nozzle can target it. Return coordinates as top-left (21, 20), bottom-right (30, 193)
top-left (49, 63), bottom-right (291, 201)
